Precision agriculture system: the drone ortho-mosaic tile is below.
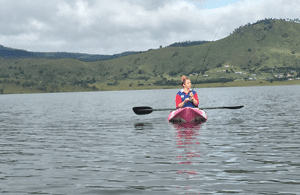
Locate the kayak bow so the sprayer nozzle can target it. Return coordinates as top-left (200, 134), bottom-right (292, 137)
top-left (168, 107), bottom-right (208, 123)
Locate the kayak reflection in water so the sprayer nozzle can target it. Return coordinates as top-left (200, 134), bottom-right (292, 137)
top-left (175, 75), bottom-right (199, 109)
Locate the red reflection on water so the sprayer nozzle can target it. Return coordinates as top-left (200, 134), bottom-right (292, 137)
top-left (170, 121), bottom-right (203, 191)
top-left (177, 170), bottom-right (198, 175)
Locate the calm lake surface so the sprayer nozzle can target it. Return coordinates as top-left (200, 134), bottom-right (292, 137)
top-left (1, 85), bottom-right (300, 195)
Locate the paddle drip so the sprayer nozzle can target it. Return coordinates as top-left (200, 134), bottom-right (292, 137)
top-left (191, 25), bottom-right (222, 91)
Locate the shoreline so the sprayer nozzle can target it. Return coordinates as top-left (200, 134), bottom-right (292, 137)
top-left (90, 79), bottom-right (300, 91)
top-left (0, 80), bottom-right (299, 94)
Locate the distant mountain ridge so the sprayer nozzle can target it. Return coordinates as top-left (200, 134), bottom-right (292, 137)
top-left (166, 41), bottom-right (210, 47)
top-left (0, 40), bottom-right (210, 62)
top-left (0, 45), bottom-right (140, 62)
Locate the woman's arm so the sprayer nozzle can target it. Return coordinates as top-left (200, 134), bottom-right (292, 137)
top-left (178, 100), bottom-right (189, 108)
top-left (190, 92), bottom-right (199, 107)
top-left (191, 97), bottom-right (198, 106)
top-left (176, 94), bottom-right (189, 108)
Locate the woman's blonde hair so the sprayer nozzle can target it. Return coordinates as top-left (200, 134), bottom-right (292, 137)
top-left (181, 75), bottom-right (189, 86)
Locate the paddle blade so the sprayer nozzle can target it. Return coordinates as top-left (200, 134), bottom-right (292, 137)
top-left (132, 106), bottom-right (154, 115)
top-left (223, 105), bottom-right (244, 109)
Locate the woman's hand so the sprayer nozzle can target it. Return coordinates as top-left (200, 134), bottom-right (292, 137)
top-left (189, 92), bottom-right (198, 105)
top-left (184, 98), bottom-right (190, 103)
top-left (189, 92), bottom-right (194, 98)
top-left (189, 92), bottom-right (195, 101)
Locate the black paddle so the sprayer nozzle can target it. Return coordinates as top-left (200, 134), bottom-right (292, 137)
top-left (133, 106), bottom-right (244, 115)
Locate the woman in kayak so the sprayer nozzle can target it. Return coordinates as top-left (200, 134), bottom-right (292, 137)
top-left (176, 75), bottom-right (199, 109)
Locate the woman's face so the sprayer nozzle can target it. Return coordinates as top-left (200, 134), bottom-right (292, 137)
top-left (184, 79), bottom-right (191, 89)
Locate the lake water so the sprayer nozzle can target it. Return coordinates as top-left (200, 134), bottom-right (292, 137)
top-left (1, 85), bottom-right (300, 195)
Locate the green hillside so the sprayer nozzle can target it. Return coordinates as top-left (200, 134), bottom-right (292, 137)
top-left (1, 18), bottom-right (300, 94)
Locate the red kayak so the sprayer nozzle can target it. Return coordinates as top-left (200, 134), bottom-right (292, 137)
top-left (168, 107), bottom-right (208, 123)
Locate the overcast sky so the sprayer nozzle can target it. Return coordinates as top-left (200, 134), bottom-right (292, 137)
top-left (0, 0), bottom-right (299, 55)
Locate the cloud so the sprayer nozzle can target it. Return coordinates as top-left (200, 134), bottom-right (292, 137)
top-left (0, 0), bottom-right (299, 54)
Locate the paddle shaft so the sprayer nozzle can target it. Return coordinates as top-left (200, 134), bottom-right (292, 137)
top-left (144, 106), bottom-right (243, 111)
top-left (132, 106), bottom-right (244, 115)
